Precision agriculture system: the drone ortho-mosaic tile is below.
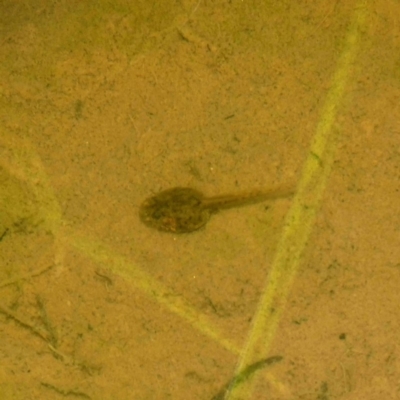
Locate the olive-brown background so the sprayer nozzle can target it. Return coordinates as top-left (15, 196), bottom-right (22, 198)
top-left (1, 1), bottom-right (399, 399)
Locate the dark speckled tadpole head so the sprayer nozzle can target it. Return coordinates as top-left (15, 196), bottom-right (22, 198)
top-left (139, 187), bottom-right (211, 233)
